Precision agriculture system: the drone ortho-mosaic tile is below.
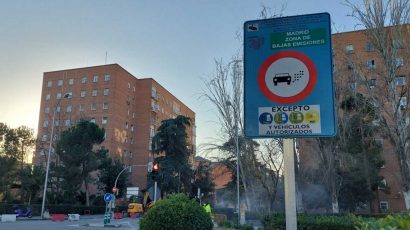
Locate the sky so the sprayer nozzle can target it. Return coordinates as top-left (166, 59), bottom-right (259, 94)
top-left (0, 0), bottom-right (360, 155)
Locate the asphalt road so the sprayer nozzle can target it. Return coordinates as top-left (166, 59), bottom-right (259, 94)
top-left (0, 215), bottom-right (139, 230)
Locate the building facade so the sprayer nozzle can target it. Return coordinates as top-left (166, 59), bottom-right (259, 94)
top-left (35, 64), bottom-right (195, 190)
top-left (299, 27), bottom-right (410, 213)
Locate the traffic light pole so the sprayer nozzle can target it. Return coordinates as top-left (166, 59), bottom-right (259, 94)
top-left (154, 181), bottom-right (158, 204)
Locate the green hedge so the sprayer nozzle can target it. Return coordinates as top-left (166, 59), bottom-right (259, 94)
top-left (262, 214), bottom-right (356, 230)
top-left (218, 220), bottom-right (254, 230)
top-left (140, 193), bottom-right (213, 230)
top-left (355, 213), bottom-right (410, 229)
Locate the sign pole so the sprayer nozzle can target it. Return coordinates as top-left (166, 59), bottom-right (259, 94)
top-left (154, 181), bottom-right (157, 204)
top-left (284, 138), bottom-right (297, 230)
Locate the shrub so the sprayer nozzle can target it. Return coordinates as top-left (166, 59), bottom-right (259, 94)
top-left (139, 193), bottom-right (213, 230)
top-left (262, 213), bottom-right (356, 230)
top-left (218, 220), bottom-right (253, 230)
top-left (355, 213), bottom-right (410, 229)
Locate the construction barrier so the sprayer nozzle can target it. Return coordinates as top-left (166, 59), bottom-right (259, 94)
top-left (68, 214), bottom-right (80, 221)
top-left (114, 212), bottom-right (122, 219)
top-left (129, 212), bottom-right (137, 219)
top-left (51, 214), bottom-right (65, 221)
top-left (1, 214), bottom-right (16, 222)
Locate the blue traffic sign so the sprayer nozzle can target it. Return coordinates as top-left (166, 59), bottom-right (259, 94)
top-left (244, 13), bottom-right (336, 138)
top-left (104, 193), bottom-right (113, 203)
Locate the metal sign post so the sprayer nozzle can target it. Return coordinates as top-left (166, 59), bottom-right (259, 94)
top-left (284, 139), bottom-right (296, 230)
top-left (103, 193), bottom-right (113, 225)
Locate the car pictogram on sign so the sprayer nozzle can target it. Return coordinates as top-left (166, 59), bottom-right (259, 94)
top-left (273, 73), bottom-right (292, 86)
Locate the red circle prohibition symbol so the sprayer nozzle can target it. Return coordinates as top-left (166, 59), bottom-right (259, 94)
top-left (257, 50), bottom-right (317, 104)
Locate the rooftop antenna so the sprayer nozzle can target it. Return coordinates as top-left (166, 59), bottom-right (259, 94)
top-left (105, 51), bottom-right (108, 64)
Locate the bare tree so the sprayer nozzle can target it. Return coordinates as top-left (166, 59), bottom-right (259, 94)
top-left (345, 0), bottom-right (410, 208)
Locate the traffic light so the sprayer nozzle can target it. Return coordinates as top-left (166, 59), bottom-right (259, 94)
top-left (152, 162), bottom-right (159, 172)
top-left (112, 187), bottom-right (118, 195)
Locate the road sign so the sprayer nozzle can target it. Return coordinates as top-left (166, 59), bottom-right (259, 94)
top-left (104, 193), bottom-right (112, 203)
top-left (244, 13), bottom-right (336, 138)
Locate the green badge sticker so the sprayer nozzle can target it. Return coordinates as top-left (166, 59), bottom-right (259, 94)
top-left (289, 111), bottom-right (304, 124)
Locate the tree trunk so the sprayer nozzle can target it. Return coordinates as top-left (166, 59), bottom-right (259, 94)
top-left (85, 178), bottom-right (90, 207)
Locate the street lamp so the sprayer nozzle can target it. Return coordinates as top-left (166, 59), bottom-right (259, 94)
top-left (226, 101), bottom-right (240, 224)
top-left (41, 93), bottom-right (70, 219)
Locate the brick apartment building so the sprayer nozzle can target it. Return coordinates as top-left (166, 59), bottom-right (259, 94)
top-left (298, 27), bottom-right (410, 213)
top-left (34, 64), bottom-right (195, 190)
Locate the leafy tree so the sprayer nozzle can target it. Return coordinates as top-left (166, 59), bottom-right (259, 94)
top-left (0, 123), bottom-right (36, 202)
top-left (192, 160), bottom-right (215, 200)
top-left (150, 115), bottom-right (193, 194)
top-left (345, 0), bottom-right (410, 206)
top-left (98, 158), bottom-right (128, 198)
top-left (301, 93), bottom-right (384, 213)
top-left (55, 120), bottom-right (107, 206)
top-left (20, 165), bottom-right (44, 204)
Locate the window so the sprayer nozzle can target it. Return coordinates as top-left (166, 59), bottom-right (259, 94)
top-left (131, 125), bottom-right (134, 132)
top-left (104, 74), bottom-right (110, 81)
top-left (79, 104), bottom-right (85, 112)
top-left (47, 81), bottom-right (52, 87)
top-left (93, 75), bottom-right (98, 83)
top-left (65, 119), bottom-right (71, 126)
top-left (131, 138), bottom-right (134, 144)
top-left (81, 91), bottom-right (86, 97)
top-left (58, 80), bottom-right (63, 86)
top-left (102, 117), bottom-right (108, 124)
top-left (56, 106), bottom-right (61, 113)
top-left (345, 44), bottom-right (354, 54)
top-left (92, 90), bottom-right (97, 97)
top-left (66, 105), bottom-right (72, 112)
top-left (151, 87), bottom-right (157, 98)
top-left (67, 92), bottom-right (73, 98)
top-left (367, 59), bottom-right (376, 69)
top-left (42, 135), bottom-right (48, 142)
top-left (380, 201), bottom-right (389, 212)
top-left (132, 112), bottom-right (135, 118)
top-left (133, 86), bottom-right (135, 92)
top-left (349, 82), bottom-right (357, 90)
top-left (46, 94), bottom-right (51, 100)
top-left (173, 102), bottom-right (180, 114)
top-left (57, 93), bottom-right (62, 99)
top-left (55, 120), bottom-right (59, 126)
top-left (368, 79), bottom-right (376, 89)
top-left (128, 83), bottom-right (131, 89)
top-left (91, 103), bottom-right (97, 111)
top-left (81, 77), bottom-right (87, 84)
top-left (45, 107), bottom-right (50, 113)
top-left (150, 126), bottom-right (155, 138)
top-left (68, 78), bottom-right (74, 85)
top-left (125, 122), bottom-right (128, 129)
top-left (396, 76), bottom-right (406, 86)
top-left (400, 97), bottom-right (407, 109)
top-left (103, 102), bottom-right (109, 110)
top-left (365, 42), bottom-right (374, 51)
top-left (393, 39), bottom-right (403, 49)
top-left (90, 118), bottom-right (96, 123)
top-left (103, 88), bottom-right (109, 96)
top-left (375, 138), bottom-right (384, 146)
top-left (43, 120), bottom-right (49, 128)
top-left (396, 57), bottom-right (404, 67)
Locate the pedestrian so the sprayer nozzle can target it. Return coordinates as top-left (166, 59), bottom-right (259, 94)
top-left (203, 202), bottom-right (212, 216)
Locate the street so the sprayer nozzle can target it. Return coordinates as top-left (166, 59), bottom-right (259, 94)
top-left (0, 215), bottom-right (139, 230)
